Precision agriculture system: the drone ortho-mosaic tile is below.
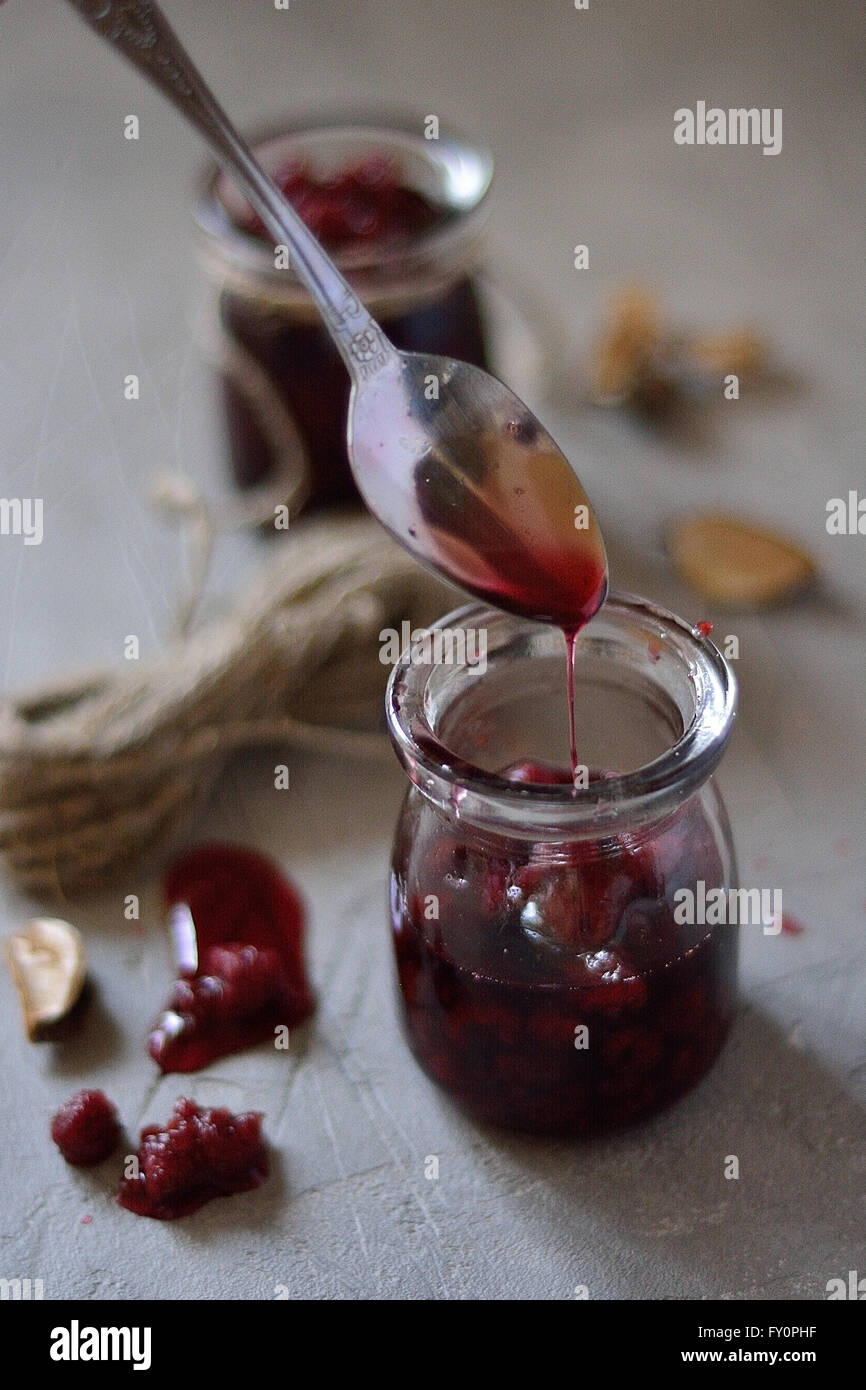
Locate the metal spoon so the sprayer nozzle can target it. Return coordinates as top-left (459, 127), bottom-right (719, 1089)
top-left (63, 0), bottom-right (608, 628)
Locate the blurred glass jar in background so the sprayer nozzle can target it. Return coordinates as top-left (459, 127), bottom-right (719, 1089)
top-left (194, 116), bottom-right (494, 514)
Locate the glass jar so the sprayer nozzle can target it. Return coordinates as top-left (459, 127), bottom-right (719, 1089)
top-left (386, 596), bottom-right (739, 1136)
top-left (194, 116), bottom-right (493, 510)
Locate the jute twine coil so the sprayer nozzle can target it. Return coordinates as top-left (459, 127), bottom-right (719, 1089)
top-left (0, 511), bottom-right (450, 899)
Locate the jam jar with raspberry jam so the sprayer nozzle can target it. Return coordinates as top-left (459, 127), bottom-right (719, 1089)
top-left (386, 597), bottom-right (739, 1136)
top-left (194, 117), bottom-right (493, 509)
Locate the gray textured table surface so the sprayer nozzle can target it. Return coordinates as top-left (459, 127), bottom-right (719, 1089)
top-left (0, 0), bottom-right (863, 1300)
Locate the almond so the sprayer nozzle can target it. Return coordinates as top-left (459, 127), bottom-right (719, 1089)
top-left (685, 329), bottom-right (765, 377)
top-left (668, 514), bottom-right (816, 608)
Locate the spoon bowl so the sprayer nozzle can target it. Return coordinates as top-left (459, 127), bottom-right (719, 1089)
top-left (350, 351), bottom-right (607, 627)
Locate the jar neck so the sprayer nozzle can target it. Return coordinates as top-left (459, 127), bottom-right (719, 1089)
top-left (196, 234), bottom-right (484, 323)
top-left (386, 595), bottom-right (738, 844)
top-left (193, 118), bottom-right (493, 315)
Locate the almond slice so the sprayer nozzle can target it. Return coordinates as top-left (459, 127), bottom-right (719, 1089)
top-left (685, 329), bottom-right (765, 378)
top-left (589, 285), bottom-right (662, 401)
top-left (668, 514), bottom-right (816, 608)
top-left (4, 918), bottom-right (86, 1039)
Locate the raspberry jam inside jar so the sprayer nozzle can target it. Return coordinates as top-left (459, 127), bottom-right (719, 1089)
top-left (195, 119), bottom-right (493, 508)
top-left (386, 597), bottom-right (739, 1136)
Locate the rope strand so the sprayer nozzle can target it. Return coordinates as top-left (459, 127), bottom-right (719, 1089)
top-left (0, 512), bottom-right (450, 897)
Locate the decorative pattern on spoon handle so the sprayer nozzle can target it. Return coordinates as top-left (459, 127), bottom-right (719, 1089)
top-left (66, 2), bottom-right (195, 100)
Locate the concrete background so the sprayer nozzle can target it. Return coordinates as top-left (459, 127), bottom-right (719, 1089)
top-left (0, 0), bottom-right (863, 1299)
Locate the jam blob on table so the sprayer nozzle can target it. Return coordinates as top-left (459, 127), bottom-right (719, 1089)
top-left (242, 155), bottom-right (443, 249)
top-left (117, 1098), bottom-right (268, 1221)
top-left (391, 762), bottom-right (737, 1136)
top-left (149, 844), bottom-right (314, 1074)
top-left (51, 1089), bottom-right (121, 1167)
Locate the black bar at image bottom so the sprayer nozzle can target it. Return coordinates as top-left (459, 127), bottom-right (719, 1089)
top-left (4, 1295), bottom-right (861, 1372)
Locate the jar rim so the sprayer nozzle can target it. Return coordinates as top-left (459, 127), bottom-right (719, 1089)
top-left (193, 111), bottom-right (494, 282)
top-left (386, 594), bottom-right (738, 836)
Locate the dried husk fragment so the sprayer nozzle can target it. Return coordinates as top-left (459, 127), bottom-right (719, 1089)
top-left (4, 917), bottom-right (86, 1039)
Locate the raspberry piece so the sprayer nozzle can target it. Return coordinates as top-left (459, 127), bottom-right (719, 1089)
top-left (118, 1098), bottom-right (267, 1220)
top-left (571, 948), bottom-right (647, 1006)
top-left (479, 856), bottom-right (512, 918)
top-left (616, 897), bottom-right (680, 967)
top-left (517, 859), bottom-right (638, 951)
top-left (351, 154), bottom-right (394, 188)
top-left (202, 943), bottom-right (283, 1018)
top-left (602, 1026), bottom-right (663, 1073)
top-left (242, 157), bottom-right (440, 248)
top-left (51, 1090), bottom-right (121, 1167)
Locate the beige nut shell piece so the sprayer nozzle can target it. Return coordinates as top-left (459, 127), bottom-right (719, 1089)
top-left (4, 918), bottom-right (86, 1039)
top-left (668, 514), bottom-right (816, 608)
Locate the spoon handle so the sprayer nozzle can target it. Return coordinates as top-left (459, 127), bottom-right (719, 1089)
top-left (62, 0), bottom-right (396, 382)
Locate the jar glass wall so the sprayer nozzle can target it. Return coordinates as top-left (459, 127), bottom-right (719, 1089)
top-left (386, 596), bottom-right (739, 1136)
top-left (194, 116), bottom-right (494, 509)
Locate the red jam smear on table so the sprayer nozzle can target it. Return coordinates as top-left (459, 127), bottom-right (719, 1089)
top-left (117, 1098), bottom-right (267, 1220)
top-left (51, 1090), bottom-right (121, 1167)
top-left (149, 844), bottom-right (314, 1073)
top-left (391, 760), bottom-right (736, 1136)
